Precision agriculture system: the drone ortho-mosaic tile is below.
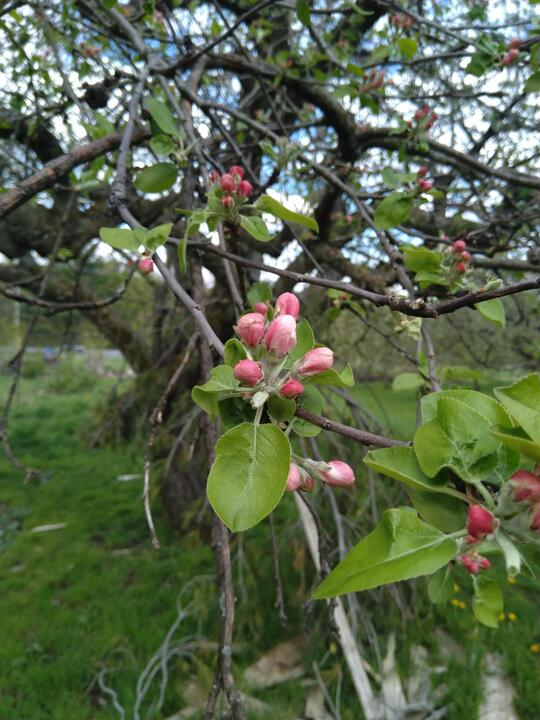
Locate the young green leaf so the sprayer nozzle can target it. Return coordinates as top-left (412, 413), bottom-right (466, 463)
top-left (428, 566), bottom-right (455, 604)
top-left (134, 162), bottom-right (178, 193)
top-left (296, 0), bottom-right (311, 27)
top-left (292, 385), bottom-right (323, 437)
top-left (494, 374), bottom-right (540, 444)
top-left (475, 298), bottom-right (505, 327)
top-left (99, 227), bottom-right (140, 251)
top-left (143, 97), bottom-right (179, 136)
top-left (192, 365), bottom-right (239, 420)
top-left (247, 281), bottom-right (273, 307)
top-left (392, 373), bottom-right (425, 392)
top-left (472, 576), bottom-right (503, 628)
top-left (374, 192), bottom-right (413, 230)
top-left (364, 446), bottom-right (451, 494)
top-left (304, 364), bottom-right (354, 388)
top-left (239, 215), bottom-right (272, 242)
top-left (285, 319), bottom-right (314, 367)
top-left (313, 509), bottom-right (459, 598)
top-left (144, 223), bottom-right (173, 251)
top-left (223, 338), bottom-right (247, 367)
top-left (206, 422), bottom-right (291, 532)
top-left (256, 194), bottom-right (319, 232)
top-left (421, 389), bottom-right (514, 428)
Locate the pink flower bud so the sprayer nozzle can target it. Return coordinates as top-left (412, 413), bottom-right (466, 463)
top-left (275, 292), bottom-right (300, 319)
top-left (510, 38), bottom-right (522, 50)
top-left (286, 464), bottom-right (302, 492)
top-left (456, 262), bottom-right (467, 274)
top-left (466, 535), bottom-right (479, 545)
top-left (233, 359), bottom-right (263, 387)
top-left (460, 555), bottom-right (473, 568)
top-left (264, 315), bottom-right (297, 357)
top-left (254, 302), bottom-right (268, 316)
top-left (452, 240), bottom-right (466, 253)
top-left (321, 460), bottom-right (355, 487)
top-left (220, 173), bottom-right (236, 192)
top-left (467, 505), bottom-right (495, 539)
top-left (417, 178), bottom-right (433, 191)
top-left (511, 470), bottom-right (540, 503)
top-left (418, 165), bottom-right (428, 177)
top-left (138, 257), bottom-right (154, 274)
top-left (279, 378), bottom-right (304, 399)
top-left (208, 170), bottom-right (220, 184)
top-left (502, 48), bottom-right (519, 66)
top-left (531, 505), bottom-right (540, 532)
top-left (296, 347), bottom-right (334, 376)
top-left (468, 561), bottom-right (480, 575)
top-left (237, 180), bottom-right (253, 197)
top-left (229, 165), bottom-right (245, 178)
top-left (222, 195), bottom-right (234, 208)
top-left (236, 312), bottom-right (266, 347)
top-left (479, 557), bottom-right (491, 570)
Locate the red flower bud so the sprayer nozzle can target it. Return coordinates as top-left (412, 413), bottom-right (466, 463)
top-left (138, 257), bottom-right (154, 274)
top-left (417, 178), bottom-right (433, 191)
top-left (297, 347), bottom-right (334, 376)
top-left (236, 312), bottom-right (266, 347)
top-left (254, 302), bottom-right (268, 316)
top-left (279, 378), bottom-right (304, 399)
top-left (208, 170), bottom-right (220, 184)
top-left (469, 561), bottom-right (480, 575)
top-left (418, 165), bottom-right (428, 177)
top-left (531, 505), bottom-right (540, 532)
top-left (222, 195), bottom-right (234, 208)
top-left (511, 470), bottom-right (540, 503)
top-left (233, 359), bottom-right (263, 387)
top-left (479, 557), bottom-right (491, 570)
top-left (286, 463), bottom-right (302, 492)
top-left (461, 251), bottom-right (471, 262)
top-left (467, 505), bottom-right (495, 539)
top-left (502, 48), bottom-right (520, 66)
top-left (220, 173), bottom-right (236, 192)
top-left (264, 315), bottom-right (297, 357)
top-left (229, 165), bottom-right (245, 178)
top-left (452, 240), bottom-right (466, 253)
top-left (275, 292), bottom-right (300, 319)
top-left (456, 262), bottom-right (467, 274)
top-left (237, 180), bottom-right (253, 197)
top-left (321, 460), bottom-right (355, 487)
top-left (510, 38), bottom-right (522, 50)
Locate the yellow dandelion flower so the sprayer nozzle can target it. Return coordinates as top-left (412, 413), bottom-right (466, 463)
top-left (453, 583), bottom-right (460, 593)
top-left (507, 576), bottom-right (517, 585)
top-left (508, 612), bottom-right (517, 622)
top-left (499, 613), bottom-right (506, 621)
top-left (529, 644), bottom-right (540, 654)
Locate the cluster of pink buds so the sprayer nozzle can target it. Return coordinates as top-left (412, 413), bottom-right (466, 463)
top-left (360, 70), bottom-right (387, 93)
top-left (448, 238), bottom-right (471, 274)
top-left (408, 105), bottom-right (438, 131)
top-left (459, 553), bottom-right (491, 575)
top-left (466, 504), bottom-right (496, 541)
top-left (208, 164), bottom-right (253, 209)
top-left (285, 459), bottom-right (356, 493)
top-left (390, 13), bottom-right (413, 30)
top-left (416, 165), bottom-right (432, 192)
top-left (138, 256), bottom-right (154, 274)
top-left (511, 468), bottom-right (540, 532)
top-left (502, 38), bottom-right (521, 66)
top-left (232, 292), bottom-right (335, 401)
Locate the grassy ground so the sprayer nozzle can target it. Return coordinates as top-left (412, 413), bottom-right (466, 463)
top-left (1, 363), bottom-right (540, 719)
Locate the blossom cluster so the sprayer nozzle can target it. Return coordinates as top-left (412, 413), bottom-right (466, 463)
top-left (445, 238), bottom-right (471, 275)
top-left (458, 505), bottom-right (495, 574)
top-left (208, 164), bottom-right (253, 209)
top-left (511, 468), bottom-right (540, 531)
top-left (232, 291), bottom-right (356, 493)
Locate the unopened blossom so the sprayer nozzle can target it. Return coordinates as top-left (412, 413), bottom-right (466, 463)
top-left (236, 312), bottom-right (266, 347)
top-left (321, 460), bottom-right (355, 487)
top-left (264, 314), bottom-right (297, 357)
top-left (297, 347), bottom-right (334, 376)
top-left (275, 292), bottom-right (300, 319)
top-left (233, 359), bottom-right (263, 387)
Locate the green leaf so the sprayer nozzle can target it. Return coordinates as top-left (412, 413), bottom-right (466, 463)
top-left (218, 397), bottom-right (255, 433)
top-left (99, 227), bottom-right (139, 251)
top-left (492, 428), bottom-right (540, 463)
top-left (392, 373), bottom-right (425, 392)
top-left (267, 395), bottom-right (297, 422)
top-left (296, 0), bottom-right (311, 26)
top-left (192, 365), bottom-right (239, 420)
top-left (408, 489), bottom-right (467, 533)
top-left (239, 215), bottom-right (272, 242)
top-left (305, 364), bottom-right (354, 388)
top-left (475, 298), bottom-right (505, 327)
top-left (134, 162), bottom-right (178, 193)
top-left (150, 134), bottom-right (175, 156)
top-left (285, 319), bottom-right (314, 367)
top-left (178, 209), bottom-right (206, 273)
top-left (223, 338), bottom-right (247, 367)
top-left (472, 576), bottom-right (503, 628)
top-left (466, 51), bottom-right (493, 77)
top-left (421, 389), bottom-right (514, 428)
top-left (382, 167), bottom-right (417, 189)
top-left (398, 37), bottom-right (418, 59)
top-left (256, 194), bottom-right (319, 232)
top-left (495, 374), bottom-right (540, 444)
top-left (414, 398), bottom-right (500, 482)
top-left (144, 223), bottom-right (172, 251)
top-left (313, 509), bottom-right (459, 598)
top-left (292, 385), bottom-right (323, 437)
top-left (364, 446), bottom-right (450, 494)
top-left (143, 97), bottom-right (178, 136)
top-left (247, 281), bottom-right (273, 307)
top-left (374, 192), bottom-right (413, 230)
top-left (525, 71), bottom-right (540, 93)
top-left (428, 566), bottom-right (455, 604)
top-left (402, 245), bottom-right (443, 273)
top-left (206, 422), bottom-right (291, 532)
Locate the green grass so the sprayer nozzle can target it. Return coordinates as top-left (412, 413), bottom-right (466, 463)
top-left (1, 366), bottom-right (540, 719)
